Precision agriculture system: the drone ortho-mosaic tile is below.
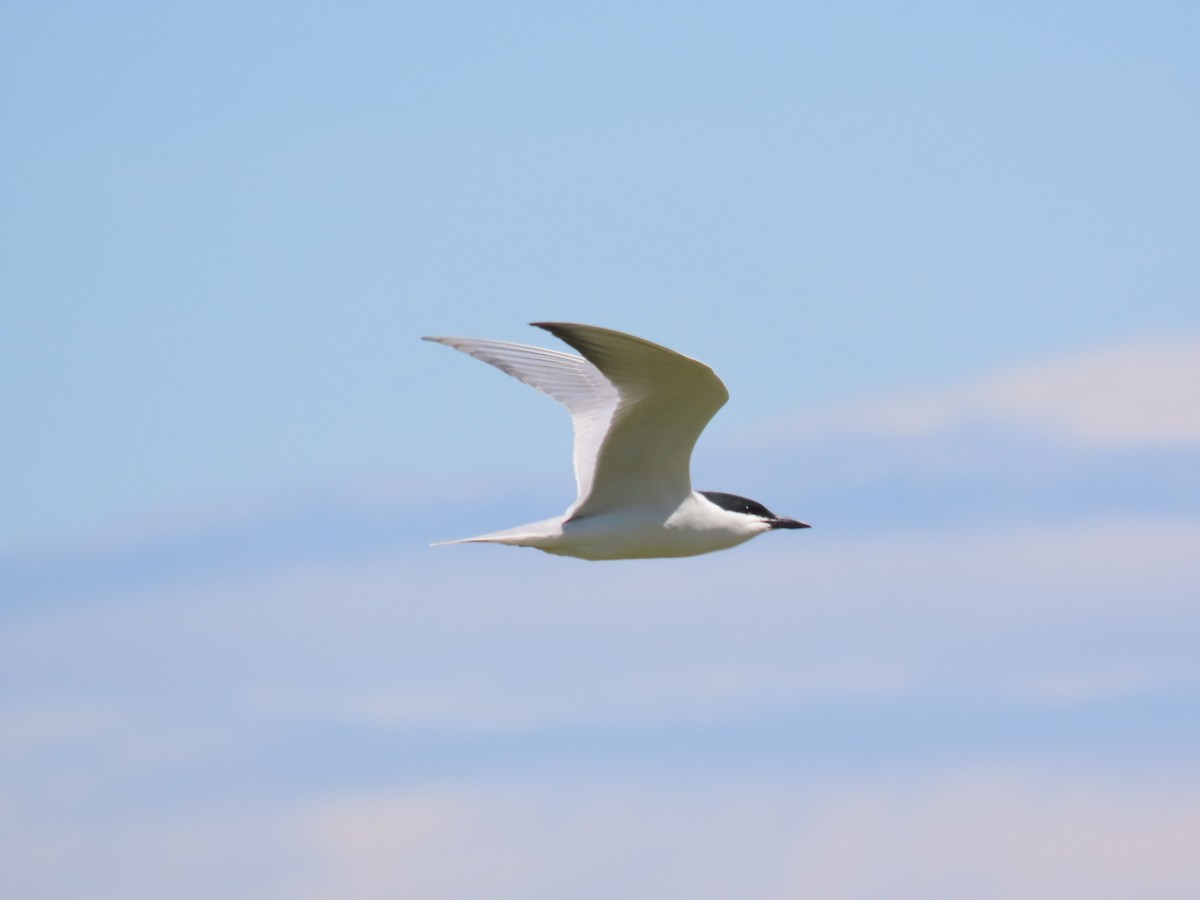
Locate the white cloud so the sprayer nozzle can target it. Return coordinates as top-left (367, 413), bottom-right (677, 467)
top-left (781, 767), bottom-right (1200, 900)
top-left (7, 758), bottom-right (1200, 900)
top-left (780, 335), bottom-right (1200, 446)
top-left (1012, 665), bottom-right (1191, 706)
top-left (255, 767), bottom-right (1200, 899)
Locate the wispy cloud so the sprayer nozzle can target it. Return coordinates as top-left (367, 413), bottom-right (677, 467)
top-left (1012, 666), bottom-right (1193, 706)
top-left (24, 765), bottom-right (1189, 900)
top-left (772, 334), bottom-right (1200, 446)
top-left (780, 766), bottom-right (1200, 900)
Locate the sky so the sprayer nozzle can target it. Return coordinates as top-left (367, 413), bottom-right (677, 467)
top-left (3, 2), bottom-right (1200, 898)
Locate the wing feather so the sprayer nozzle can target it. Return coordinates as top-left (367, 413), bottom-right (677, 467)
top-left (425, 324), bottom-right (729, 518)
top-left (421, 335), bottom-right (618, 504)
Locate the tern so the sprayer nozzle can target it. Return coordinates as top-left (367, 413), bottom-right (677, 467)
top-left (423, 322), bottom-right (809, 560)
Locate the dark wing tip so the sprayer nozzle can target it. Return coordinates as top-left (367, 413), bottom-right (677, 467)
top-left (529, 321), bottom-right (575, 334)
top-left (530, 322), bottom-right (666, 354)
top-left (529, 322), bottom-right (609, 358)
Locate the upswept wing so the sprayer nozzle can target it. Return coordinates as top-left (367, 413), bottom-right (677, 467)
top-left (421, 334), bottom-right (619, 505)
top-left (531, 322), bottom-right (728, 516)
top-left (424, 323), bottom-right (729, 517)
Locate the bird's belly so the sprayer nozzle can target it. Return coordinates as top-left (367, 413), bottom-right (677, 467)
top-left (549, 512), bottom-right (753, 561)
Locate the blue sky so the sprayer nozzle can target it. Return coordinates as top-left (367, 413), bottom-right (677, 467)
top-left (3, 2), bottom-right (1200, 898)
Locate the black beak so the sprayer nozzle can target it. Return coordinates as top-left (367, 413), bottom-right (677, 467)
top-left (769, 517), bottom-right (810, 530)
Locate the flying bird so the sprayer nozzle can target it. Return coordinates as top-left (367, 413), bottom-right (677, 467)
top-left (423, 322), bottom-right (808, 560)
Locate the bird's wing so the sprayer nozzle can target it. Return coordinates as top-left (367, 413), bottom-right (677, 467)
top-left (421, 334), bottom-right (620, 505)
top-left (530, 322), bottom-right (728, 516)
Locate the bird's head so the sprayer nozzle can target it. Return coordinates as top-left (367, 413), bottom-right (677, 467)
top-left (699, 491), bottom-right (810, 532)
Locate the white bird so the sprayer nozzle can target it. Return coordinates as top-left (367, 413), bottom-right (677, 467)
top-left (423, 322), bottom-right (809, 560)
